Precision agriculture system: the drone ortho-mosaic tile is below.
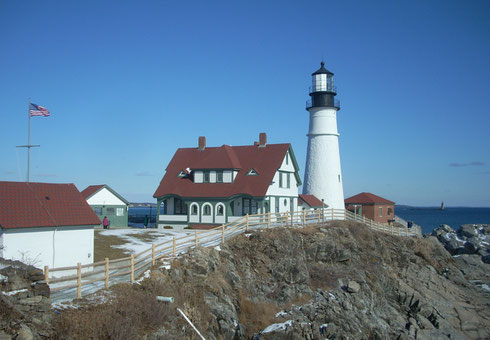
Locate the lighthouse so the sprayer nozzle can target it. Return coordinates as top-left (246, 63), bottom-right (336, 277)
top-left (302, 62), bottom-right (345, 210)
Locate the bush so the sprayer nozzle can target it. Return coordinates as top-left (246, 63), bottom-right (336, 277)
top-left (164, 226), bottom-right (173, 229)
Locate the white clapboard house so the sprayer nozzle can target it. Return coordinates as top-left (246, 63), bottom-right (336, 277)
top-left (153, 133), bottom-right (302, 228)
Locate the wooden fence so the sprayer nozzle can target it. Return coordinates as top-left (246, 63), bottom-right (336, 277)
top-left (44, 208), bottom-right (421, 301)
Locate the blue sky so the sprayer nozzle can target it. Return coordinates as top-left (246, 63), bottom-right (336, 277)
top-left (1, 0), bottom-right (489, 206)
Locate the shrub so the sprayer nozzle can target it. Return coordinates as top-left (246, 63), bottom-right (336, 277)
top-left (164, 226), bottom-right (173, 229)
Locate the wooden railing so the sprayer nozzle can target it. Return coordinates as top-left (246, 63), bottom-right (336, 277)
top-left (44, 209), bottom-right (421, 301)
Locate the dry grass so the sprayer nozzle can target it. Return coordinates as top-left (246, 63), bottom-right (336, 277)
top-left (51, 283), bottom-right (172, 340)
top-left (93, 231), bottom-right (129, 262)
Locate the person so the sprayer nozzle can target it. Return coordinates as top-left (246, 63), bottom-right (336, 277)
top-left (144, 215), bottom-right (149, 228)
top-left (103, 216), bottom-right (109, 229)
top-left (408, 220), bottom-right (413, 228)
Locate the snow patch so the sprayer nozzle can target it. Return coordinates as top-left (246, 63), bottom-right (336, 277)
top-left (214, 245), bottom-right (221, 251)
top-left (2, 288), bottom-right (28, 296)
top-left (275, 310), bottom-right (288, 318)
top-left (262, 320), bottom-right (293, 333)
top-left (481, 284), bottom-right (490, 292)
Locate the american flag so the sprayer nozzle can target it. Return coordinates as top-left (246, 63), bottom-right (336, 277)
top-left (29, 103), bottom-right (50, 117)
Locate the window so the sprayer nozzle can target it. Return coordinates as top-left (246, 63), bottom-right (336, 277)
top-left (387, 207), bottom-right (392, 216)
top-left (286, 152), bottom-right (289, 165)
top-left (284, 199), bottom-right (287, 207)
top-left (217, 205), bottom-right (224, 216)
top-left (338, 174), bottom-right (341, 182)
top-left (217, 171), bottom-right (223, 182)
top-left (379, 207), bottom-right (383, 217)
top-left (93, 207), bottom-right (102, 216)
top-left (242, 198), bottom-right (258, 215)
top-left (203, 171), bottom-right (210, 183)
top-left (116, 208), bottom-right (124, 216)
top-left (279, 172), bottom-right (290, 188)
top-left (203, 205), bottom-right (211, 216)
top-left (275, 198), bottom-right (280, 213)
top-left (247, 168), bottom-right (258, 176)
top-left (107, 208), bottom-right (115, 216)
top-left (191, 204), bottom-right (198, 215)
top-left (174, 198), bottom-right (187, 215)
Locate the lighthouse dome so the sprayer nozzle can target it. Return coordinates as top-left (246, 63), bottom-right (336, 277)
top-left (312, 61), bottom-right (334, 76)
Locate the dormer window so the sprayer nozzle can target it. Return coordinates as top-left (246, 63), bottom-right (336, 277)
top-left (203, 171), bottom-right (210, 183)
top-left (178, 170), bottom-right (187, 177)
top-left (247, 168), bottom-right (258, 176)
top-left (216, 171), bottom-right (223, 182)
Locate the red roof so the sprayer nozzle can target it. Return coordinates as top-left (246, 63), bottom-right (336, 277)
top-left (81, 185), bottom-right (104, 199)
top-left (344, 192), bottom-right (395, 205)
top-left (0, 181), bottom-right (101, 229)
top-left (299, 194), bottom-right (324, 208)
top-left (154, 143), bottom-right (294, 198)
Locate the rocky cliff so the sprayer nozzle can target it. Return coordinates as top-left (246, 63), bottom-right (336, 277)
top-left (2, 220), bottom-right (490, 339)
top-left (143, 221), bottom-right (490, 339)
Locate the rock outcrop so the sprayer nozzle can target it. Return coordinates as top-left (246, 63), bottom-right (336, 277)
top-left (431, 223), bottom-right (490, 263)
top-left (143, 221), bottom-right (490, 339)
top-left (0, 258), bottom-right (52, 339)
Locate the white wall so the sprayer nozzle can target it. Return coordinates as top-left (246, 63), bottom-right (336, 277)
top-left (266, 151), bottom-right (299, 202)
top-left (1, 226), bottom-right (94, 269)
top-left (303, 106), bottom-right (345, 210)
top-left (87, 188), bottom-right (126, 206)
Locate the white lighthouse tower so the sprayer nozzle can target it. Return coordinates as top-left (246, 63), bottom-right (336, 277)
top-left (303, 62), bottom-right (345, 210)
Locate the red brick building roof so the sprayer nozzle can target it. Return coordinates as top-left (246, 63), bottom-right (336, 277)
top-left (0, 181), bottom-right (101, 229)
top-left (298, 194), bottom-right (324, 208)
top-left (154, 143), bottom-right (299, 199)
top-left (344, 192), bottom-right (395, 205)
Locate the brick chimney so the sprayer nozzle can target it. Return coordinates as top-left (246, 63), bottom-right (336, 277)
top-left (198, 136), bottom-right (206, 150)
top-left (259, 132), bottom-right (267, 147)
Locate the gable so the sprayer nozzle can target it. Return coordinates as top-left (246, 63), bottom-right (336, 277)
top-left (86, 187), bottom-right (128, 206)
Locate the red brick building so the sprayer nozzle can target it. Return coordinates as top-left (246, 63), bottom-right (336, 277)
top-left (345, 192), bottom-right (395, 224)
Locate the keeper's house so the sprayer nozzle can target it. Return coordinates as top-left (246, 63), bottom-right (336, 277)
top-left (153, 133), bottom-right (301, 229)
top-left (0, 181), bottom-right (100, 269)
top-left (81, 184), bottom-right (129, 227)
top-left (345, 192), bottom-right (395, 224)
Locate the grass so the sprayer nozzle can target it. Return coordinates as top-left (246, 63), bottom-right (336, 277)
top-left (94, 231), bottom-right (129, 262)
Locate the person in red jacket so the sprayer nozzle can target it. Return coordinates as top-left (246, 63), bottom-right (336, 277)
top-left (103, 216), bottom-right (109, 229)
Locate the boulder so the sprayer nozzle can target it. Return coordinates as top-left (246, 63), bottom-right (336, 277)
top-left (346, 280), bottom-right (360, 293)
top-left (459, 224), bottom-right (479, 239)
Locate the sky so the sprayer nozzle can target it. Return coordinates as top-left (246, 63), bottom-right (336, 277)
top-left (0, 0), bottom-right (489, 206)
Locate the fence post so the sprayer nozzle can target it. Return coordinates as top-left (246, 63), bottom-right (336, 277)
top-left (246, 214), bottom-right (249, 232)
top-left (44, 266), bottom-right (49, 284)
top-left (222, 225), bottom-right (225, 244)
top-left (195, 231), bottom-right (199, 247)
top-left (105, 258), bottom-right (109, 289)
top-left (303, 210), bottom-right (306, 226)
top-left (152, 244), bottom-right (156, 265)
top-left (285, 211), bottom-right (289, 226)
top-left (130, 254), bottom-right (135, 283)
top-left (331, 208), bottom-right (334, 221)
top-left (173, 237), bottom-right (176, 257)
top-left (267, 212), bottom-right (271, 228)
top-left (77, 262), bottom-right (82, 299)
top-left (318, 209), bottom-right (321, 223)
top-left (405, 227), bottom-right (409, 236)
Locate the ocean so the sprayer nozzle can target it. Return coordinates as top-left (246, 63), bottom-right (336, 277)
top-left (395, 206), bottom-right (490, 235)
top-left (128, 206), bottom-right (490, 234)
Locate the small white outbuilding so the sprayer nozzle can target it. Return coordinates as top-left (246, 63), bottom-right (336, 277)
top-left (0, 181), bottom-right (101, 269)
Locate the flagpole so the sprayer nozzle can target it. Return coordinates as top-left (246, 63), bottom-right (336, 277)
top-left (16, 99), bottom-right (40, 182)
top-left (27, 98), bottom-right (31, 182)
